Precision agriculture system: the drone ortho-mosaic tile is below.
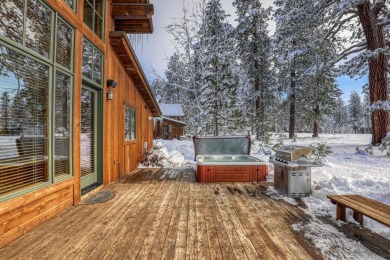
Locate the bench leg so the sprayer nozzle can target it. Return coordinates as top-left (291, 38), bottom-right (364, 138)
top-left (336, 204), bottom-right (346, 221)
top-left (353, 211), bottom-right (363, 225)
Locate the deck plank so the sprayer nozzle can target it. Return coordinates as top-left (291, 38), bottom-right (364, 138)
top-left (185, 181), bottom-right (198, 260)
top-left (0, 169), bottom-right (325, 259)
top-left (173, 174), bottom-right (190, 259)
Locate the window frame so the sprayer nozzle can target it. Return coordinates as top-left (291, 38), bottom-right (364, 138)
top-left (81, 37), bottom-right (103, 88)
top-left (64, 0), bottom-right (77, 12)
top-left (83, 0), bottom-right (105, 39)
top-left (0, 2), bottom-right (76, 201)
top-left (124, 106), bottom-right (137, 142)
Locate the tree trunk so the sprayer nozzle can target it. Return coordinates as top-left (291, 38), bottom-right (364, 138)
top-left (254, 55), bottom-right (262, 140)
top-left (289, 69), bottom-right (296, 139)
top-left (357, 2), bottom-right (389, 144)
top-left (313, 104), bottom-right (320, 137)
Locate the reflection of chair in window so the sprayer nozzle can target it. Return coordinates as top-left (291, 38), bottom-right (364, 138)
top-left (0, 136), bottom-right (48, 196)
top-left (54, 136), bottom-right (70, 177)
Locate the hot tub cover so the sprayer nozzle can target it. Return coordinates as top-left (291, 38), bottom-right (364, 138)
top-left (193, 135), bottom-right (251, 157)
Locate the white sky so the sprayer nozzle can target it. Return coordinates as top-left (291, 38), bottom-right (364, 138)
top-left (132, 0), bottom-right (274, 80)
top-left (131, 0), bottom-right (366, 101)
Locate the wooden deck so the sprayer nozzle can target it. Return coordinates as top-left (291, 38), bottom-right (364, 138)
top-left (0, 168), bottom-right (324, 259)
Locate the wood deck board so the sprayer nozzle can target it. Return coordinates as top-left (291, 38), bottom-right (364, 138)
top-left (0, 168), bottom-right (324, 259)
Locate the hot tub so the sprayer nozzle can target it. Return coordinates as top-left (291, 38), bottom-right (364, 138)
top-left (196, 154), bottom-right (268, 183)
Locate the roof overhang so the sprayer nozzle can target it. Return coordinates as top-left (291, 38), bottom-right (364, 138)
top-left (109, 31), bottom-right (162, 117)
top-left (162, 117), bottom-right (187, 126)
top-left (111, 1), bottom-right (154, 34)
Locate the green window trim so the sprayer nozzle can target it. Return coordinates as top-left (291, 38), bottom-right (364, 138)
top-left (83, 0), bottom-right (105, 39)
top-left (125, 106), bottom-right (136, 141)
top-left (64, 0), bottom-right (77, 12)
top-left (82, 37), bottom-right (103, 88)
top-left (0, 0), bottom-right (75, 202)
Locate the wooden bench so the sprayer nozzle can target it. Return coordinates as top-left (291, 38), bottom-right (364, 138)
top-left (327, 195), bottom-right (390, 227)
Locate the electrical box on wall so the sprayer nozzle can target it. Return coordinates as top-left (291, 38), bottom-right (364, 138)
top-left (143, 142), bottom-right (148, 150)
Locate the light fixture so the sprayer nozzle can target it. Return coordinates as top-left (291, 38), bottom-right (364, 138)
top-left (107, 79), bottom-right (117, 101)
top-left (107, 90), bottom-right (114, 100)
top-left (107, 79), bottom-right (117, 88)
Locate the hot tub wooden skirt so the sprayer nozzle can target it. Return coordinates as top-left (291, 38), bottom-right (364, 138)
top-left (196, 165), bottom-right (268, 183)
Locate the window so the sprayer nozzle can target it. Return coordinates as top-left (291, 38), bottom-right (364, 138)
top-left (0, 1), bottom-right (74, 200)
top-left (0, 44), bottom-right (50, 196)
top-left (0, 0), bottom-right (53, 59)
top-left (83, 0), bottom-right (104, 39)
top-left (54, 71), bottom-right (71, 177)
top-left (125, 107), bottom-right (136, 141)
top-left (26, 0), bottom-right (53, 59)
top-left (56, 18), bottom-right (74, 70)
top-left (63, 0), bottom-right (76, 10)
top-left (82, 38), bottom-right (103, 85)
top-left (0, 0), bottom-right (24, 44)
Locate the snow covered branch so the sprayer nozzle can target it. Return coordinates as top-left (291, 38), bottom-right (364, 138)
top-left (366, 100), bottom-right (390, 113)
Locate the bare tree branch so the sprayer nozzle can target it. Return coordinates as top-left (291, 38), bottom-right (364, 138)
top-left (323, 14), bottom-right (359, 41)
top-left (372, 1), bottom-right (386, 16)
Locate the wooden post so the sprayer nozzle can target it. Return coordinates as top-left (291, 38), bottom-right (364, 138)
top-left (336, 204), bottom-right (346, 221)
top-left (353, 211), bottom-right (364, 225)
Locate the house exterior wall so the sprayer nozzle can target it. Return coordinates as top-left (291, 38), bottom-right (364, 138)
top-left (154, 120), bottom-right (185, 140)
top-left (0, 0), bottom-right (156, 247)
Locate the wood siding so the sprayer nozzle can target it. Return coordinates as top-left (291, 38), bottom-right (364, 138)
top-left (0, 179), bottom-right (74, 248)
top-left (0, 0), bottom-right (157, 247)
top-left (154, 121), bottom-right (185, 140)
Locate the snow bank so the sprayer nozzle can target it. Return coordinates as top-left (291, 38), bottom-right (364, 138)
top-left (138, 139), bottom-right (195, 168)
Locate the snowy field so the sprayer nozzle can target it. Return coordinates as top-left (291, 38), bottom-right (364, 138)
top-left (147, 134), bottom-right (390, 259)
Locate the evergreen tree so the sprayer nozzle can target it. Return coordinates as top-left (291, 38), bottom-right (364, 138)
top-left (348, 91), bottom-right (364, 134)
top-left (0, 91), bottom-right (11, 131)
top-left (335, 97), bottom-right (349, 133)
top-left (274, 0), bottom-right (343, 137)
top-left (164, 53), bottom-right (187, 104)
top-left (234, 0), bottom-right (274, 142)
top-left (273, 0), bottom-right (389, 144)
top-left (197, 0), bottom-right (241, 135)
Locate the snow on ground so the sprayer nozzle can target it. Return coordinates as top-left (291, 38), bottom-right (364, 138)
top-left (277, 133), bottom-right (390, 239)
top-left (147, 134), bottom-right (390, 259)
top-left (138, 139), bottom-right (195, 168)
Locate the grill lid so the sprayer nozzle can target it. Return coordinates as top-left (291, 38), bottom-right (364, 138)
top-left (274, 145), bottom-right (312, 161)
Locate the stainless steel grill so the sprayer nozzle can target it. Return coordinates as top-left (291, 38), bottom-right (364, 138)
top-left (270, 145), bottom-right (322, 198)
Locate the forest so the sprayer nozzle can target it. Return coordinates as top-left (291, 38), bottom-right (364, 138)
top-left (150, 0), bottom-right (390, 144)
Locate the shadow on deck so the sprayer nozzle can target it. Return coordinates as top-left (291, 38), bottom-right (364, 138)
top-left (0, 168), bottom-right (388, 259)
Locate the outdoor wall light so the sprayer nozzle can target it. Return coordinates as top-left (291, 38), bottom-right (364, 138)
top-left (107, 79), bottom-right (117, 101)
top-left (107, 90), bottom-right (114, 100)
top-left (107, 79), bottom-right (118, 88)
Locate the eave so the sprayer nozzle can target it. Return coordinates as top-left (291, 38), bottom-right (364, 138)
top-left (109, 31), bottom-right (162, 117)
top-left (111, 1), bottom-right (154, 34)
top-left (162, 117), bottom-right (187, 126)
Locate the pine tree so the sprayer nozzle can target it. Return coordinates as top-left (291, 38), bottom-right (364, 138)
top-left (275, 0), bottom-right (345, 138)
top-left (335, 97), bottom-right (349, 133)
top-left (0, 91), bottom-right (11, 131)
top-left (348, 91), bottom-right (364, 134)
top-left (164, 53), bottom-right (187, 104)
top-left (273, 0), bottom-right (389, 144)
top-left (197, 0), bottom-right (241, 136)
top-left (234, 0), bottom-right (274, 142)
